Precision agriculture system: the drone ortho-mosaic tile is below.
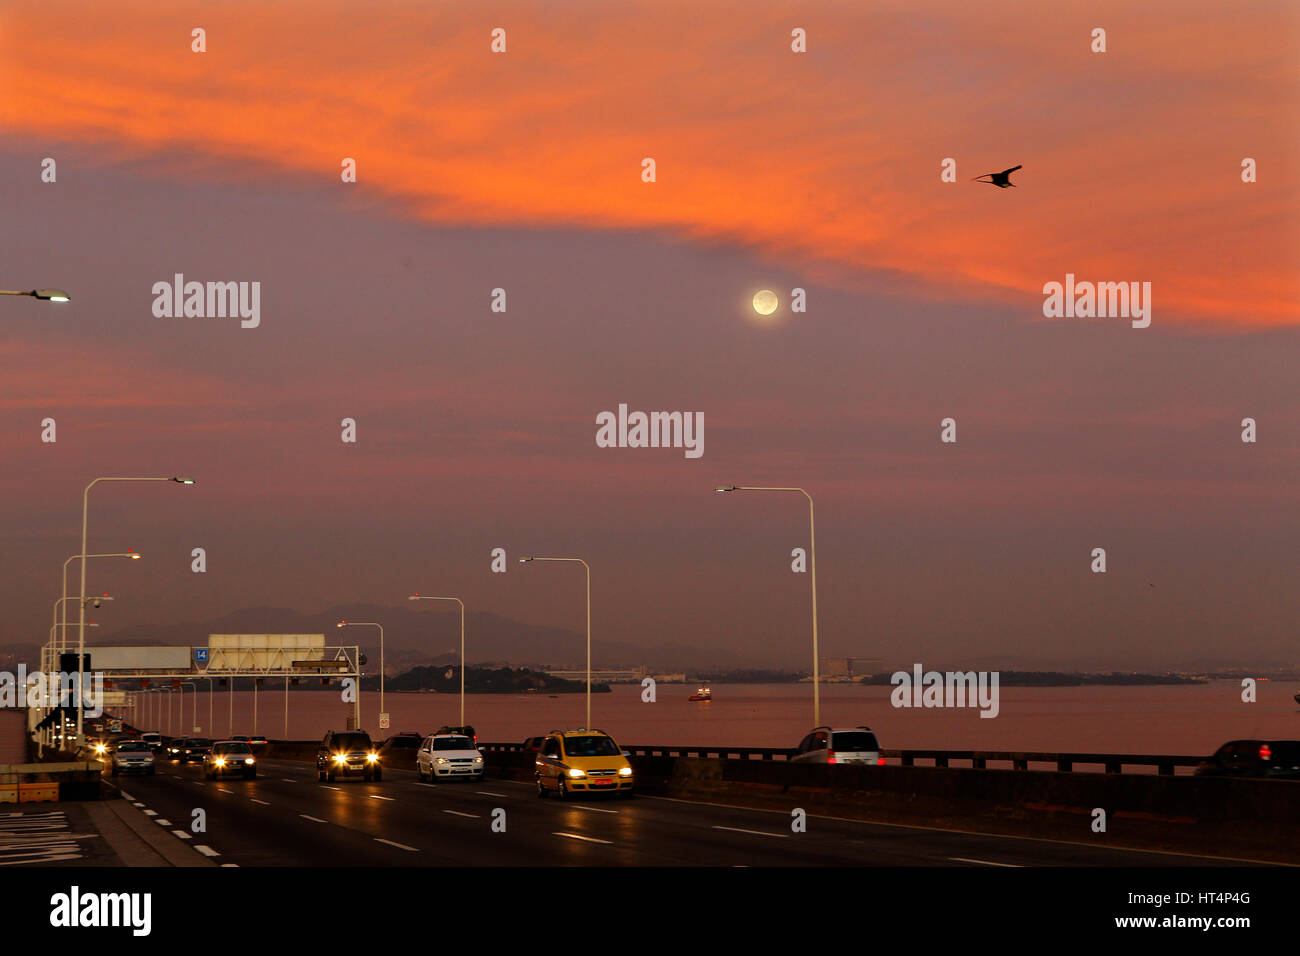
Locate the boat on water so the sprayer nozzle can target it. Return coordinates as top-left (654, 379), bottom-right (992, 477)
top-left (688, 687), bottom-right (712, 702)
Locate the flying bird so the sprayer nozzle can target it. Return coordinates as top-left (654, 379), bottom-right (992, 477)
top-left (972, 165), bottom-right (1022, 188)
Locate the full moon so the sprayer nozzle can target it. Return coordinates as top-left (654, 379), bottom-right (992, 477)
top-left (752, 289), bottom-right (778, 315)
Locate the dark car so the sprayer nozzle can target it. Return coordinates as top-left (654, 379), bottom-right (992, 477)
top-left (521, 736), bottom-right (546, 753)
top-left (1195, 740), bottom-right (1300, 779)
top-left (317, 730), bottom-right (382, 782)
top-left (179, 737), bottom-right (214, 763)
top-left (378, 733), bottom-right (422, 758)
top-left (165, 737), bottom-right (191, 761)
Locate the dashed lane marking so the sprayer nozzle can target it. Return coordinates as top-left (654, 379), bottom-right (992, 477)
top-left (553, 832), bottom-right (612, 845)
top-left (712, 826), bottom-right (788, 839)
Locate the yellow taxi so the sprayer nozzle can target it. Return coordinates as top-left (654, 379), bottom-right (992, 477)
top-left (535, 728), bottom-right (634, 799)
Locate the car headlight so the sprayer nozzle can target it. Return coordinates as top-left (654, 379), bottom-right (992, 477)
top-left (366, 753), bottom-right (379, 763)
top-left (94, 745), bottom-right (107, 755)
top-left (333, 754), bottom-right (347, 764)
top-left (618, 767), bottom-right (633, 776)
top-left (473, 756), bottom-right (483, 764)
top-left (435, 757), bottom-right (448, 764)
top-left (245, 758), bottom-right (255, 765)
top-left (568, 768), bottom-right (585, 778)
top-left (215, 758), bottom-right (226, 767)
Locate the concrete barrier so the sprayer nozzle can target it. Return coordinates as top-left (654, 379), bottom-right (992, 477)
top-left (478, 747), bottom-right (1299, 864)
top-left (0, 761), bottom-right (105, 802)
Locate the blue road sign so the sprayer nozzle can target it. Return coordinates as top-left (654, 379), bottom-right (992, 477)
top-left (195, 648), bottom-right (209, 663)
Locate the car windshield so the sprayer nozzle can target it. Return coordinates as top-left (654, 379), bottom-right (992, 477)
top-left (189, 739), bottom-right (212, 747)
top-left (563, 736), bottom-right (620, 757)
top-left (387, 737), bottom-right (419, 748)
top-left (216, 742), bottom-right (252, 754)
top-left (332, 734), bottom-right (371, 751)
top-left (433, 737), bottom-right (474, 751)
top-left (117, 741), bottom-right (151, 753)
top-left (832, 732), bottom-right (879, 752)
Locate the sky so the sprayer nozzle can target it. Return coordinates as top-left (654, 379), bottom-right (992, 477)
top-left (0, 0), bottom-right (1296, 671)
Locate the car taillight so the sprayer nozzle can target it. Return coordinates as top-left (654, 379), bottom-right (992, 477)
top-left (1259, 745), bottom-right (1272, 760)
top-left (877, 757), bottom-right (886, 765)
top-left (826, 751), bottom-right (837, 764)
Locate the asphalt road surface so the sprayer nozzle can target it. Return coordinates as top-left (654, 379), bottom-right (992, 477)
top-left (104, 758), bottom-right (1245, 867)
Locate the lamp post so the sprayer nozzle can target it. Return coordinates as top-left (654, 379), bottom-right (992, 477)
top-left (0, 288), bottom-right (70, 302)
top-left (75, 477), bottom-right (194, 746)
top-left (518, 556), bottom-right (592, 728)
top-left (58, 552), bottom-right (138, 654)
top-left (715, 485), bottom-right (822, 727)
top-left (180, 681), bottom-right (196, 735)
top-left (408, 595), bottom-right (467, 726)
top-left (337, 621), bottom-right (384, 729)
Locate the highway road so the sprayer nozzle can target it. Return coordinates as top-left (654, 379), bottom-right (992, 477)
top-left (103, 757), bottom-right (1246, 867)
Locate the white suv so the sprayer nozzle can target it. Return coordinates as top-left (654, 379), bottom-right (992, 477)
top-left (790, 726), bottom-right (883, 766)
top-left (416, 734), bottom-right (485, 782)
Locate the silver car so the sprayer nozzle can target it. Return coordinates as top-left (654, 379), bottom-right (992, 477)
top-left (204, 740), bottom-right (258, 780)
top-left (416, 734), bottom-right (485, 782)
top-left (790, 726), bottom-right (883, 766)
top-left (111, 739), bottom-right (157, 776)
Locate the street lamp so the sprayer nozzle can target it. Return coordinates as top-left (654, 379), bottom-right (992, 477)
top-left (76, 477), bottom-right (194, 746)
top-left (408, 595), bottom-right (467, 726)
top-left (338, 621), bottom-right (384, 729)
top-left (715, 485), bottom-right (822, 726)
top-left (0, 288), bottom-right (70, 302)
top-left (180, 681), bottom-right (197, 735)
top-left (57, 552), bottom-right (138, 654)
top-left (518, 556), bottom-right (592, 728)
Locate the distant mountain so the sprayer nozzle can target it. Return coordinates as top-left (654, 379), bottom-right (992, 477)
top-left (14, 604), bottom-right (761, 674)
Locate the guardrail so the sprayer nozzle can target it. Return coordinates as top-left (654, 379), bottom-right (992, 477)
top-left (479, 742), bottom-right (1205, 775)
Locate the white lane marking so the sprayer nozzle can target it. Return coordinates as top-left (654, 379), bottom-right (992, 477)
top-left (476, 791), bottom-right (506, 797)
top-left (132, 803), bottom-right (145, 808)
top-left (194, 845), bottom-right (219, 857)
top-left (948, 857), bottom-right (1022, 868)
top-left (712, 825), bottom-right (788, 839)
top-left (282, 779), bottom-right (296, 783)
top-left (154, 819), bottom-right (173, 827)
top-left (251, 799), bottom-right (270, 806)
top-left (142, 810), bottom-right (157, 817)
top-left (118, 790), bottom-right (133, 800)
top-left (414, 783), bottom-right (438, 789)
top-left (572, 805), bottom-right (618, 814)
top-left (553, 832), bottom-right (612, 845)
top-left (217, 788), bottom-right (232, 794)
top-left (300, 814), bottom-right (326, 823)
top-left (376, 838), bottom-right (418, 852)
top-left (322, 786), bottom-right (341, 791)
top-left (171, 830), bottom-right (192, 840)
top-left (368, 794), bottom-right (394, 801)
top-left (443, 810), bottom-right (478, 819)
top-left (220, 863), bottom-right (239, 867)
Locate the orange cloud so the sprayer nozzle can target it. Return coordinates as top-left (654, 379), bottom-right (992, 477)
top-left (2, 0), bottom-right (1296, 327)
